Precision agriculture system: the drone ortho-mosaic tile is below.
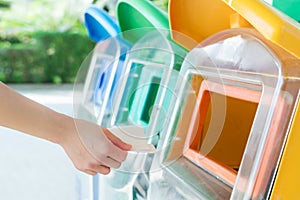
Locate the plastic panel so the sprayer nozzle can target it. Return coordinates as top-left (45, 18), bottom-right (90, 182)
top-left (149, 29), bottom-right (294, 200)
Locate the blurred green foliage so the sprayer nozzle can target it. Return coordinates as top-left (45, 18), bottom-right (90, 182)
top-left (0, 0), bottom-right (169, 83)
top-left (0, 30), bottom-right (95, 84)
top-left (151, 0), bottom-right (169, 10)
top-left (0, 0), bottom-right (94, 83)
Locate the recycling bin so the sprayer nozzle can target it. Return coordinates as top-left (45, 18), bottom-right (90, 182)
top-left (87, 1), bottom-right (172, 199)
top-left (148, 0), bottom-right (300, 199)
top-left (97, 29), bottom-right (181, 200)
top-left (84, 5), bottom-right (120, 43)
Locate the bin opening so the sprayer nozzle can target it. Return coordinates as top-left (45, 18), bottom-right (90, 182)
top-left (97, 72), bottom-right (106, 90)
top-left (82, 54), bottom-right (115, 119)
top-left (184, 80), bottom-right (261, 186)
top-left (116, 61), bottom-right (143, 123)
top-left (140, 77), bottom-right (161, 124)
top-left (116, 60), bottom-right (164, 127)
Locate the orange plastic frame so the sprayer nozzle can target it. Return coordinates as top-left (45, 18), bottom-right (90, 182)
top-left (183, 79), bottom-right (288, 197)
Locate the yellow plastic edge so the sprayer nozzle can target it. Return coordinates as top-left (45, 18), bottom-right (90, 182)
top-left (169, 0), bottom-right (237, 50)
top-left (169, 0), bottom-right (300, 59)
top-left (270, 92), bottom-right (300, 200)
top-left (229, 0), bottom-right (300, 60)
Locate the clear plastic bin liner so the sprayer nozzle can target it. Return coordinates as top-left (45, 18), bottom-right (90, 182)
top-left (180, 29), bottom-right (281, 76)
top-left (199, 35), bottom-right (279, 74)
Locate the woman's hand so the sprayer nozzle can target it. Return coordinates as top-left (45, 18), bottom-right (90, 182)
top-left (58, 117), bottom-right (132, 175)
top-left (0, 82), bottom-right (131, 175)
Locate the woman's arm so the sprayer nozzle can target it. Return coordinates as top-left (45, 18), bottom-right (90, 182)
top-left (0, 82), bottom-right (131, 175)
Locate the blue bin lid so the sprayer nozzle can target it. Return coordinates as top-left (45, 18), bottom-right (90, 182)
top-left (84, 5), bottom-right (120, 42)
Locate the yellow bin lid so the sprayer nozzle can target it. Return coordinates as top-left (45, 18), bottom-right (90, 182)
top-left (169, 0), bottom-right (300, 59)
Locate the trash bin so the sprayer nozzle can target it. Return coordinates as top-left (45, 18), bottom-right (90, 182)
top-left (83, 7), bottom-right (134, 200)
top-left (148, 0), bottom-right (300, 199)
top-left (97, 29), bottom-right (183, 200)
top-left (84, 5), bottom-right (120, 42)
top-left (73, 34), bottom-right (130, 200)
top-left (82, 5), bottom-right (131, 125)
top-left (86, 1), bottom-right (174, 199)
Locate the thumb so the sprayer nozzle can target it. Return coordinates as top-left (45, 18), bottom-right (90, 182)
top-left (102, 128), bottom-right (132, 151)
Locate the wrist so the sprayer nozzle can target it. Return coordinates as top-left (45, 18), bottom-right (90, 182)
top-left (50, 113), bottom-right (74, 145)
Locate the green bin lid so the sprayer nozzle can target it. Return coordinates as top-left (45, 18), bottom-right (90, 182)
top-left (116, 0), bottom-right (169, 43)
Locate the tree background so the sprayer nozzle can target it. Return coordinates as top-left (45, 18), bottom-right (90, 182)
top-left (0, 0), bottom-right (168, 83)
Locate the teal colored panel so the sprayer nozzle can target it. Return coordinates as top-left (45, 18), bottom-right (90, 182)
top-left (273, 0), bottom-right (300, 22)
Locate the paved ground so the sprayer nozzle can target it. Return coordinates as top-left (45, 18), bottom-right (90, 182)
top-left (0, 84), bottom-right (92, 200)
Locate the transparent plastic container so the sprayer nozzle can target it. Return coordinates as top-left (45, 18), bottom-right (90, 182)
top-left (109, 29), bottom-right (176, 127)
top-left (89, 29), bottom-right (185, 200)
top-left (148, 28), bottom-right (298, 200)
top-left (73, 36), bottom-right (130, 126)
top-left (147, 0), bottom-right (300, 199)
top-left (73, 34), bottom-right (130, 200)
